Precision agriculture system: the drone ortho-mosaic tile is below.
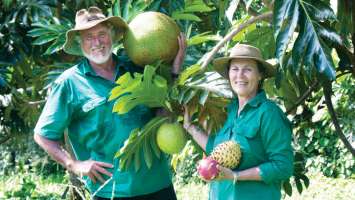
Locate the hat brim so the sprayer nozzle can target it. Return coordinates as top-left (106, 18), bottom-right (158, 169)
top-left (213, 56), bottom-right (275, 79)
top-left (63, 16), bottom-right (128, 56)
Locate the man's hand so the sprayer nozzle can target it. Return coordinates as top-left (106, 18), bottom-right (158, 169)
top-left (68, 160), bottom-right (113, 184)
top-left (172, 32), bottom-right (187, 75)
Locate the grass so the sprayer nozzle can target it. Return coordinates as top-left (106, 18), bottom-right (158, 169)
top-left (283, 172), bottom-right (355, 200)
top-left (1, 172), bottom-right (354, 200)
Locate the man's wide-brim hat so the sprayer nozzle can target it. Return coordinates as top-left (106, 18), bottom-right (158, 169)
top-left (63, 6), bottom-right (128, 56)
top-left (213, 44), bottom-right (275, 78)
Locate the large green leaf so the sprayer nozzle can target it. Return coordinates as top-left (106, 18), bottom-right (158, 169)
top-left (187, 32), bottom-right (222, 46)
top-left (243, 25), bottom-right (275, 59)
top-left (171, 0), bottom-right (215, 22)
top-left (273, 0), bottom-right (338, 80)
top-left (273, 0), bottom-right (299, 68)
top-left (184, 71), bottom-right (233, 98)
top-left (115, 0), bottom-right (156, 21)
top-left (115, 116), bottom-right (169, 171)
top-left (178, 64), bottom-right (202, 85)
top-left (183, 0), bottom-right (214, 12)
top-left (109, 65), bottom-right (168, 114)
top-left (336, 0), bottom-right (353, 47)
top-left (28, 19), bottom-right (71, 55)
top-left (226, 0), bottom-right (240, 23)
top-left (172, 12), bottom-right (201, 21)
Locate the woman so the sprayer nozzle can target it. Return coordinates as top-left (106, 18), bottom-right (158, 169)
top-left (184, 44), bottom-right (294, 200)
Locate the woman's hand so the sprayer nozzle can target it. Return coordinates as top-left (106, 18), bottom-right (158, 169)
top-left (216, 165), bottom-right (235, 180)
top-left (183, 105), bottom-right (208, 150)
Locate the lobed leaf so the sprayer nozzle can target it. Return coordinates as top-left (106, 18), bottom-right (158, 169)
top-left (110, 65), bottom-right (168, 114)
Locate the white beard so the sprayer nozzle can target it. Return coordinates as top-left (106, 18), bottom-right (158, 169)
top-left (82, 45), bottom-right (113, 64)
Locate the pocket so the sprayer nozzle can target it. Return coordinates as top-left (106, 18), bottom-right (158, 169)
top-left (233, 123), bottom-right (259, 138)
top-left (233, 124), bottom-right (264, 167)
top-left (79, 97), bottom-right (112, 146)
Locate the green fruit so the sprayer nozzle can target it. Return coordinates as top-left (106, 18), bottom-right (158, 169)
top-left (123, 12), bottom-right (180, 66)
top-left (156, 122), bottom-right (187, 154)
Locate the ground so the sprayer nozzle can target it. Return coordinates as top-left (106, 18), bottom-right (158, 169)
top-left (1, 172), bottom-right (354, 199)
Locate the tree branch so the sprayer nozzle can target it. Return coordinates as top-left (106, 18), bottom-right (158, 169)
top-left (286, 80), bottom-right (319, 115)
top-left (240, 1), bottom-right (260, 17)
top-left (322, 82), bottom-right (355, 157)
top-left (0, 135), bottom-right (12, 145)
top-left (201, 12), bottom-right (273, 71)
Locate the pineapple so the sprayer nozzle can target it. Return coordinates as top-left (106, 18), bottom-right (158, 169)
top-left (210, 140), bottom-right (242, 169)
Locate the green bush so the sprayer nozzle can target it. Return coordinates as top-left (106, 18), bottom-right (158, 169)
top-left (172, 141), bottom-right (204, 185)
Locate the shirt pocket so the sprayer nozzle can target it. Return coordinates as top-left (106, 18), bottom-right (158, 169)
top-left (79, 97), bottom-right (113, 149)
top-left (82, 97), bottom-right (107, 112)
top-left (233, 124), bottom-right (264, 168)
top-left (81, 96), bottom-right (112, 126)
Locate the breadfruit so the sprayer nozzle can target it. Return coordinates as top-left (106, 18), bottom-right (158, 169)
top-left (123, 12), bottom-right (180, 66)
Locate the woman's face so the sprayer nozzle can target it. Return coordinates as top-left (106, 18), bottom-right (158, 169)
top-left (228, 59), bottom-right (262, 100)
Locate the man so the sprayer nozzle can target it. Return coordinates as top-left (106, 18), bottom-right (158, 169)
top-left (34, 7), bottom-right (186, 199)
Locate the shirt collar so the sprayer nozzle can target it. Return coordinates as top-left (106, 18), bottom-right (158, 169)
top-left (247, 90), bottom-right (267, 107)
top-left (81, 54), bottom-right (124, 78)
top-left (233, 90), bottom-right (267, 109)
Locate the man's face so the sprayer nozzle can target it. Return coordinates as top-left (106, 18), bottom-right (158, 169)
top-left (80, 24), bottom-right (113, 64)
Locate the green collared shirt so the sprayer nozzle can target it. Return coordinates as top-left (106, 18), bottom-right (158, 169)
top-left (34, 55), bottom-right (172, 198)
top-left (206, 91), bottom-right (294, 200)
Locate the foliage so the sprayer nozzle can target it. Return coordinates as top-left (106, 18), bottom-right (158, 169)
top-left (114, 116), bottom-right (169, 171)
top-left (4, 176), bottom-right (37, 198)
top-left (28, 18), bottom-right (72, 55)
top-left (109, 65), bottom-right (168, 114)
top-left (1, 173), bottom-right (68, 199)
top-left (0, 134), bottom-right (65, 177)
top-left (282, 151), bottom-right (310, 196)
top-left (172, 140), bottom-right (204, 185)
top-left (273, 0), bottom-right (340, 80)
top-left (294, 74), bottom-right (355, 178)
top-left (1, 0), bottom-right (354, 198)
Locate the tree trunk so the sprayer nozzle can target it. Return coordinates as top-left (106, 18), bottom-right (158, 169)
top-left (322, 82), bottom-right (355, 157)
top-left (63, 131), bottom-right (86, 200)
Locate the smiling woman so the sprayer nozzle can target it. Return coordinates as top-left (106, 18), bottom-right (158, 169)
top-left (183, 44), bottom-right (294, 200)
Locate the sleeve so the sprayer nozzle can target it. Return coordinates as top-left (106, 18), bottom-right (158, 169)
top-left (34, 80), bottom-right (73, 140)
top-left (258, 104), bottom-right (294, 184)
top-left (206, 135), bottom-right (216, 155)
